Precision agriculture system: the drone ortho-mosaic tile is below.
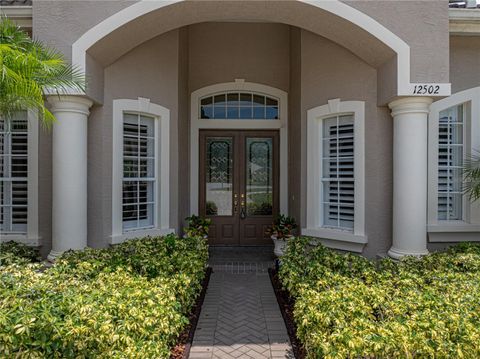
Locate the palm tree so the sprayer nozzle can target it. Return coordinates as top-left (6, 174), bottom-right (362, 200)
top-left (0, 17), bottom-right (85, 128)
top-left (464, 151), bottom-right (480, 202)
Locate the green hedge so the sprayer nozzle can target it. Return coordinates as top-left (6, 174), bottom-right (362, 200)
top-left (279, 237), bottom-right (480, 359)
top-left (0, 234), bottom-right (208, 358)
top-left (0, 241), bottom-right (39, 266)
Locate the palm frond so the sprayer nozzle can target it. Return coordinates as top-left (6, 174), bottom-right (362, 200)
top-left (463, 150), bottom-right (480, 201)
top-left (0, 15), bottom-right (86, 128)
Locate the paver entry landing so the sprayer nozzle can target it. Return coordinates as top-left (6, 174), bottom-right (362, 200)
top-left (189, 248), bottom-right (293, 359)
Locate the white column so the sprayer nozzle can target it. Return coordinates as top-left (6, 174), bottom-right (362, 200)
top-left (47, 96), bottom-right (93, 261)
top-left (388, 97), bottom-right (432, 259)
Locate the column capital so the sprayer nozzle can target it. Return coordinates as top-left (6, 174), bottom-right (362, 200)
top-left (388, 97), bottom-right (433, 117)
top-left (47, 95), bottom-right (93, 116)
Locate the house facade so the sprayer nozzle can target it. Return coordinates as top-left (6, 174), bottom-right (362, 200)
top-left (0, 0), bottom-right (479, 260)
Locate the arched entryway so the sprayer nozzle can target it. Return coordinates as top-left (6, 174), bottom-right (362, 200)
top-left (71, 0), bottom-right (419, 104)
top-left (191, 81), bottom-right (287, 245)
top-left (46, 0), bottom-right (451, 259)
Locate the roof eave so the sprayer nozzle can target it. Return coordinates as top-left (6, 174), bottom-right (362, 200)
top-left (0, 5), bottom-right (32, 29)
top-left (449, 8), bottom-right (480, 35)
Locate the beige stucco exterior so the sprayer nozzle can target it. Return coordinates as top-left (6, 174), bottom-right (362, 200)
top-left (450, 36), bottom-right (480, 93)
top-left (2, 1), bottom-right (479, 259)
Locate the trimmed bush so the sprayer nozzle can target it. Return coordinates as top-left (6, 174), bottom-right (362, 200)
top-left (0, 234), bottom-right (208, 358)
top-left (0, 241), bottom-right (39, 266)
top-left (279, 237), bottom-right (480, 359)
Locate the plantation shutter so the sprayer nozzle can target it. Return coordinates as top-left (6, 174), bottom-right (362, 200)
top-left (0, 112), bottom-right (28, 233)
top-left (322, 115), bottom-right (355, 230)
top-left (438, 105), bottom-right (464, 220)
top-left (122, 113), bottom-right (156, 231)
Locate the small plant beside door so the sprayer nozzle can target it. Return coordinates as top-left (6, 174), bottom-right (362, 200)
top-left (184, 215), bottom-right (212, 238)
top-left (266, 214), bottom-right (297, 257)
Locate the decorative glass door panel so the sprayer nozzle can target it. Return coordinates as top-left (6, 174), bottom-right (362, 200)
top-left (199, 130), bottom-right (279, 246)
top-left (205, 137), bottom-right (233, 216)
top-left (246, 138), bottom-right (273, 216)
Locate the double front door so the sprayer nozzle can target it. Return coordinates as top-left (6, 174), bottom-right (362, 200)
top-left (199, 130), bottom-right (279, 245)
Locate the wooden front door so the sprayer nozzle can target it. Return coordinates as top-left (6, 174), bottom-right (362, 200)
top-left (199, 130), bottom-right (279, 245)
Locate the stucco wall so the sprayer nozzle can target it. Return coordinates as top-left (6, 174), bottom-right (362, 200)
top-left (187, 22), bottom-right (290, 93)
top-left (346, 0), bottom-right (450, 84)
top-left (288, 27), bottom-right (302, 228)
top-left (87, 30), bottom-right (181, 247)
top-left (450, 36), bottom-right (480, 94)
top-left (299, 30), bottom-right (393, 257)
top-left (177, 27), bottom-right (190, 231)
top-left (33, 0), bottom-right (135, 61)
top-left (32, 0), bottom-right (450, 102)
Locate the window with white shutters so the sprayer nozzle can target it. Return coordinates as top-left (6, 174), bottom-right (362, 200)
top-left (438, 104), bottom-right (464, 221)
top-left (322, 115), bottom-right (355, 230)
top-left (305, 100), bottom-right (365, 248)
top-left (122, 113), bottom-right (155, 231)
top-left (0, 112), bottom-right (28, 234)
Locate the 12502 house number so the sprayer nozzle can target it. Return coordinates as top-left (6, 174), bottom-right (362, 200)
top-left (413, 85), bottom-right (440, 95)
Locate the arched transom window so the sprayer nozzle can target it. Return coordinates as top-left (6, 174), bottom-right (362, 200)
top-left (200, 92), bottom-right (279, 120)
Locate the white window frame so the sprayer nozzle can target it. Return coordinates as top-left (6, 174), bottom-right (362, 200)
top-left (302, 99), bottom-right (366, 252)
top-left (0, 110), bottom-right (39, 246)
top-left (112, 98), bottom-right (173, 244)
top-left (428, 87), bottom-right (480, 238)
top-left (190, 80), bottom-right (288, 215)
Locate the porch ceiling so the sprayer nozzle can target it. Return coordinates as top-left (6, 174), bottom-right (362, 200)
top-left (84, 1), bottom-right (396, 71)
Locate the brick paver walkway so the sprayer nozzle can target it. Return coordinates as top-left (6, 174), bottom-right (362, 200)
top-left (189, 248), bottom-right (293, 359)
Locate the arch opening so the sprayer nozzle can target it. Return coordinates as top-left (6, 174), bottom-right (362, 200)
top-left (72, 0), bottom-right (425, 102)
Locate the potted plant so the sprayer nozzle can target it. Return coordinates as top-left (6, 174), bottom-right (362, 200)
top-left (184, 215), bottom-right (212, 238)
top-left (206, 201), bottom-right (218, 216)
top-left (266, 214), bottom-right (297, 257)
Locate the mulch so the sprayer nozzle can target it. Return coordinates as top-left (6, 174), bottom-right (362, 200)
top-left (268, 267), bottom-right (306, 359)
top-left (170, 267), bottom-right (212, 359)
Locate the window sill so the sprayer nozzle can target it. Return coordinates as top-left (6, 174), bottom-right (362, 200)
top-left (301, 227), bottom-right (367, 253)
top-left (0, 234), bottom-right (41, 247)
top-left (109, 228), bottom-right (176, 245)
top-left (427, 223), bottom-right (480, 233)
top-left (428, 223), bottom-right (480, 242)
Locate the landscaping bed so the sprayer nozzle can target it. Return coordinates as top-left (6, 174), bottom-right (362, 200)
top-left (269, 267), bottom-right (305, 359)
top-left (0, 235), bottom-right (209, 358)
top-left (278, 237), bottom-right (480, 359)
top-left (170, 266), bottom-right (212, 359)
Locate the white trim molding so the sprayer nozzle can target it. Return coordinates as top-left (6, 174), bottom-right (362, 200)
top-left (303, 99), bottom-right (367, 250)
top-left (71, 0), bottom-right (450, 98)
top-left (449, 8), bottom-right (480, 35)
top-left (190, 80), bottom-right (288, 215)
top-left (112, 98), bottom-right (173, 244)
top-left (428, 86), bottom-right (480, 242)
top-left (0, 109), bottom-right (40, 246)
top-left (307, 236), bottom-right (366, 254)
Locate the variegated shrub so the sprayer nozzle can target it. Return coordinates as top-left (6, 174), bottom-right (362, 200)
top-left (0, 234), bottom-right (208, 358)
top-left (279, 237), bottom-right (480, 359)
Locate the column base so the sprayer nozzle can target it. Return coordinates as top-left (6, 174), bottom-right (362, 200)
top-left (387, 246), bottom-right (429, 260)
top-left (47, 249), bottom-right (64, 262)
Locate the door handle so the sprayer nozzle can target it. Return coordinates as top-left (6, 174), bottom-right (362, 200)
top-left (240, 194), bottom-right (246, 219)
top-left (234, 194), bottom-right (238, 213)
